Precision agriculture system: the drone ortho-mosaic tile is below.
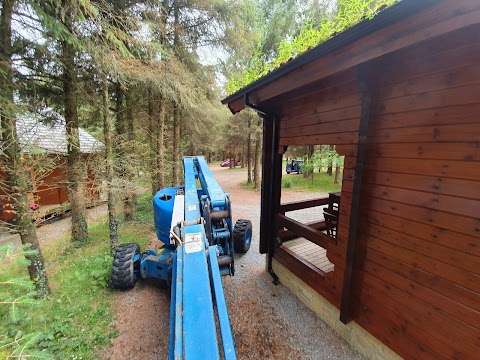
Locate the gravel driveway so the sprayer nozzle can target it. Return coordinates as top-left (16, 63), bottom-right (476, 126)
top-left (0, 204), bottom-right (108, 246)
top-left (104, 166), bottom-right (363, 360)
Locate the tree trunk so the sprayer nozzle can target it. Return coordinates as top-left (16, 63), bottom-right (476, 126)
top-left (148, 90), bottom-right (165, 195)
top-left (247, 117), bottom-right (252, 184)
top-left (102, 74), bottom-right (119, 252)
top-left (304, 145), bottom-right (314, 178)
top-left (0, 0), bottom-right (50, 298)
top-left (171, 1), bottom-right (181, 186)
top-left (115, 83), bottom-right (125, 135)
top-left (124, 90), bottom-right (136, 220)
top-left (233, 145), bottom-right (236, 168)
top-left (327, 145), bottom-right (334, 176)
top-left (172, 102), bottom-right (180, 185)
top-left (156, 96), bottom-right (166, 191)
top-left (253, 118), bottom-right (262, 190)
top-left (334, 164), bottom-right (341, 184)
top-left (114, 81), bottom-right (128, 213)
top-left (148, 88), bottom-right (157, 195)
top-left (62, 0), bottom-right (88, 242)
top-left (241, 144), bottom-right (244, 168)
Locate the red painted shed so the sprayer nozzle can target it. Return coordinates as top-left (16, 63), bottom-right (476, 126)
top-left (0, 109), bottom-right (103, 223)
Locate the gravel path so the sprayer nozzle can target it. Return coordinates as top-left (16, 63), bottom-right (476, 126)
top-left (0, 204), bottom-right (108, 246)
top-left (104, 166), bottom-right (363, 360)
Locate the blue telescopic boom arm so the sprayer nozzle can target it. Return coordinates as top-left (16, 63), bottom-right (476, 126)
top-left (168, 156), bottom-right (236, 360)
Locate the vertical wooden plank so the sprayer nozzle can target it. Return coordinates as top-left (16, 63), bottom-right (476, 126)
top-left (259, 116), bottom-right (275, 254)
top-left (340, 89), bottom-right (372, 324)
top-left (268, 116), bottom-right (283, 282)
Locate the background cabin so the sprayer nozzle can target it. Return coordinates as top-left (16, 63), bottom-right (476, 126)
top-left (223, 0), bottom-right (480, 359)
top-left (0, 109), bottom-right (103, 223)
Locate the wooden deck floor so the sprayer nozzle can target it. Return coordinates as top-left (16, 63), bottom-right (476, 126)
top-left (281, 238), bottom-right (334, 274)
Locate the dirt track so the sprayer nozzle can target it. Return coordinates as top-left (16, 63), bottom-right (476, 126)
top-left (103, 166), bottom-right (363, 360)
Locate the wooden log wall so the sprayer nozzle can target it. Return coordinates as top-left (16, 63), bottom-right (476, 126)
top-left (0, 155), bottom-right (101, 222)
top-left (273, 69), bottom-right (363, 308)
top-left (350, 23), bottom-right (480, 359)
top-left (271, 21), bottom-right (480, 360)
top-left (35, 166), bottom-right (68, 206)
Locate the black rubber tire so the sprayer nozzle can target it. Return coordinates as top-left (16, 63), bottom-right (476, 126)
top-left (286, 171), bottom-right (290, 174)
top-left (111, 243), bottom-right (141, 289)
top-left (233, 219), bottom-right (252, 254)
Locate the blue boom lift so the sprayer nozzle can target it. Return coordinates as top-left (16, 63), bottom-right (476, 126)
top-left (111, 156), bottom-right (252, 359)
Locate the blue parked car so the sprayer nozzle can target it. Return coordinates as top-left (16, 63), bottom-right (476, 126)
top-left (286, 159), bottom-right (304, 174)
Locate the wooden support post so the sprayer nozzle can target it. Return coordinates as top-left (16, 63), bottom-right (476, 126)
top-left (340, 89), bottom-right (371, 324)
top-left (258, 114), bottom-right (282, 283)
top-left (269, 116), bottom-right (283, 282)
top-left (259, 116), bottom-right (275, 254)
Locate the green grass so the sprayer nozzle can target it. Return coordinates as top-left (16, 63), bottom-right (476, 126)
top-left (241, 171), bottom-right (342, 193)
top-left (282, 172), bottom-right (342, 193)
top-left (239, 180), bottom-right (259, 191)
top-left (0, 192), bottom-right (154, 359)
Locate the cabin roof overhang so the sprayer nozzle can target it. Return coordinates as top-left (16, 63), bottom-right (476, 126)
top-left (222, 0), bottom-right (472, 114)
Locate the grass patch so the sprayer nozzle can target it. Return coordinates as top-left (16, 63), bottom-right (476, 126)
top-left (1, 192), bottom-right (154, 359)
top-left (240, 172), bottom-right (342, 193)
top-left (134, 191), bottom-right (155, 227)
top-left (282, 172), bottom-right (342, 192)
top-left (239, 180), bottom-right (259, 191)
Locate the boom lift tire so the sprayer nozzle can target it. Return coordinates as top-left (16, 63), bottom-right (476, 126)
top-left (112, 243), bottom-right (141, 289)
top-left (233, 219), bottom-right (252, 253)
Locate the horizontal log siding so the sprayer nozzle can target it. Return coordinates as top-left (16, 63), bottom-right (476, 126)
top-left (35, 167), bottom-right (67, 206)
top-left (355, 25), bottom-right (480, 359)
top-left (273, 71), bottom-right (361, 313)
top-left (279, 72), bottom-right (361, 147)
top-left (270, 21), bottom-right (480, 360)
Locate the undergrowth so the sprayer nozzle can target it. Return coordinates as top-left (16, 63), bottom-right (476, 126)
top-left (0, 192), bottom-right (153, 359)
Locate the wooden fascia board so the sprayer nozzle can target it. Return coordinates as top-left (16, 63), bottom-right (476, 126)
top-left (224, 0), bottom-right (480, 113)
top-left (227, 98), bottom-right (245, 114)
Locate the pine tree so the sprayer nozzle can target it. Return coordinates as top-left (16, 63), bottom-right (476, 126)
top-left (60, 0), bottom-right (89, 242)
top-left (0, 0), bottom-right (50, 298)
top-left (102, 73), bottom-right (119, 251)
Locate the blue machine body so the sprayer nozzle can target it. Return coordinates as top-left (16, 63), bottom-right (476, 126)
top-left (153, 186), bottom-right (183, 244)
top-left (286, 159), bottom-right (304, 174)
top-left (139, 156), bottom-right (236, 359)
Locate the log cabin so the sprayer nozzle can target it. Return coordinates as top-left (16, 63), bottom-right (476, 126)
top-left (222, 0), bottom-right (480, 358)
top-left (0, 110), bottom-right (103, 223)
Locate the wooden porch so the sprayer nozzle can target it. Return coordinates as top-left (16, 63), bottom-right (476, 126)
top-left (281, 239), bottom-right (334, 274)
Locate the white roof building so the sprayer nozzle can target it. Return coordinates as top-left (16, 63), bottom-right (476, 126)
top-left (15, 108), bottom-right (104, 154)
